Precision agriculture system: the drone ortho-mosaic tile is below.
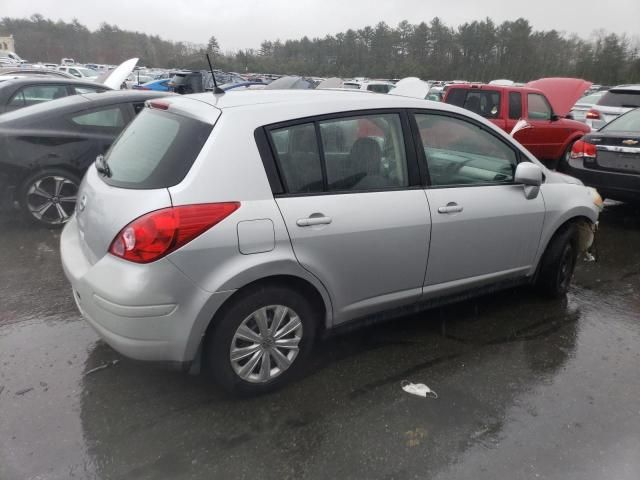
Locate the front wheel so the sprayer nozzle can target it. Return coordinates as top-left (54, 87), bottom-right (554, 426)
top-left (536, 224), bottom-right (579, 297)
top-left (19, 169), bottom-right (80, 227)
top-left (204, 285), bottom-right (317, 396)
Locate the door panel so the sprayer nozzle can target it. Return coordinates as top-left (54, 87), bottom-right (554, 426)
top-left (424, 185), bottom-right (545, 288)
top-left (277, 191), bottom-right (430, 323)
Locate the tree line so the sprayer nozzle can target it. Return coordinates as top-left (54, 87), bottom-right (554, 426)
top-left (2, 14), bottom-right (639, 85)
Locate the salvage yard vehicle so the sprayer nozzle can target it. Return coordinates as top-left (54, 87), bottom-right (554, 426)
top-left (585, 85), bottom-right (640, 130)
top-left (60, 90), bottom-right (601, 395)
top-left (444, 81), bottom-right (591, 168)
top-left (570, 91), bottom-right (606, 123)
top-left (0, 90), bottom-right (174, 226)
top-left (563, 107), bottom-right (640, 203)
top-left (0, 76), bottom-right (111, 114)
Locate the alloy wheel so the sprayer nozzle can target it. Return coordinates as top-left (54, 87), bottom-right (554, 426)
top-left (25, 176), bottom-right (78, 225)
top-left (230, 305), bottom-right (303, 383)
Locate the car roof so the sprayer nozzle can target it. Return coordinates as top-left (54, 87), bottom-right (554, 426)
top-left (168, 89), bottom-right (461, 116)
top-left (0, 76), bottom-right (110, 88)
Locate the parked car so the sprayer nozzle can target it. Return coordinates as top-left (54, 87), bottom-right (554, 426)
top-left (132, 78), bottom-right (171, 91)
top-left (57, 65), bottom-right (100, 80)
top-left (0, 68), bottom-right (76, 79)
top-left (60, 89), bottom-right (600, 395)
top-left (586, 85), bottom-right (640, 130)
top-left (444, 81), bottom-right (591, 168)
top-left (563, 107), bottom-right (640, 203)
top-left (0, 90), bottom-right (173, 226)
top-left (168, 70), bottom-right (205, 94)
top-left (219, 81), bottom-right (266, 91)
top-left (0, 76), bottom-right (111, 114)
top-left (570, 91), bottom-right (607, 123)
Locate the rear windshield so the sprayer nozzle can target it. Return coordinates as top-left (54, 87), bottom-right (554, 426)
top-left (101, 108), bottom-right (213, 189)
top-left (601, 108), bottom-right (640, 132)
top-left (597, 90), bottom-right (640, 108)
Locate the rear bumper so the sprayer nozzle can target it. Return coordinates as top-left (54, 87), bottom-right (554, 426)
top-left (60, 216), bottom-right (235, 363)
top-left (564, 158), bottom-right (640, 202)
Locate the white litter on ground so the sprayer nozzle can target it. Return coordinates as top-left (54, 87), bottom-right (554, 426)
top-left (401, 380), bottom-right (438, 399)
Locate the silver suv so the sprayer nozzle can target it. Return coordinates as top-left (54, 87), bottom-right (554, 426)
top-left (586, 85), bottom-right (640, 130)
top-left (61, 90), bottom-right (601, 395)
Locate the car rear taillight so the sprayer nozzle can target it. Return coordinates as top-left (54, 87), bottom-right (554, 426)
top-left (109, 203), bottom-right (240, 263)
top-left (570, 139), bottom-right (597, 159)
top-left (586, 109), bottom-right (601, 120)
top-left (149, 100), bottom-right (170, 110)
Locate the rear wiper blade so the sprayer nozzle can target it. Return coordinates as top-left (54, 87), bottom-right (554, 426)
top-left (95, 154), bottom-right (112, 177)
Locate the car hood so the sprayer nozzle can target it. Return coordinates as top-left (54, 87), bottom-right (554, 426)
top-left (545, 169), bottom-right (584, 186)
top-left (100, 58), bottom-right (139, 90)
top-left (526, 78), bottom-right (592, 116)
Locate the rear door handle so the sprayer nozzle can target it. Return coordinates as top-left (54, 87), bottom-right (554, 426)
top-left (438, 203), bottom-right (463, 214)
top-left (296, 216), bottom-right (332, 227)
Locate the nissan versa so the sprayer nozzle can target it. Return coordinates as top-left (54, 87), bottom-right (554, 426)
top-left (61, 90), bottom-right (601, 395)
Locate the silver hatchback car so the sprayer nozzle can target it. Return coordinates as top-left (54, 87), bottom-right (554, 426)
top-left (61, 90), bottom-right (601, 395)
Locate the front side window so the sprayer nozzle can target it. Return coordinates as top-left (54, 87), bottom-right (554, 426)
top-left (319, 114), bottom-right (408, 191)
top-left (71, 107), bottom-right (125, 128)
top-left (415, 113), bottom-right (517, 186)
top-left (528, 93), bottom-right (552, 120)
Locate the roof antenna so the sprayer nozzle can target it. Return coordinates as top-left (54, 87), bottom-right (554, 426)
top-left (206, 53), bottom-right (225, 95)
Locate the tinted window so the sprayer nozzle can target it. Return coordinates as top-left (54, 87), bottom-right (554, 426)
top-left (509, 92), bottom-right (522, 119)
top-left (367, 84), bottom-right (392, 94)
top-left (71, 107), bottom-right (125, 128)
top-left (319, 114), bottom-right (408, 191)
top-left (102, 109), bottom-right (213, 189)
top-left (9, 85), bottom-right (68, 107)
top-left (528, 93), bottom-right (552, 120)
top-left (601, 108), bottom-right (640, 132)
top-left (597, 90), bottom-right (640, 108)
top-left (269, 123), bottom-right (323, 194)
top-left (445, 88), bottom-right (466, 107)
top-left (415, 113), bottom-right (517, 186)
top-left (446, 89), bottom-right (501, 119)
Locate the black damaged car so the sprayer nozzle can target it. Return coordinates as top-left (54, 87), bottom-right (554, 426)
top-left (0, 90), bottom-right (173, 226)
top-left (563, 107), bottom-right (640, 204)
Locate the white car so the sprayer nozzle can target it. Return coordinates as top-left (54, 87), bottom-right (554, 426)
top-left (57, 65), bottom-right (100, 80)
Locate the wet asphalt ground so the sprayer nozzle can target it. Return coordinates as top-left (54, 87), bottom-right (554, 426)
top-left (0, 203), bottom-right (639, 480)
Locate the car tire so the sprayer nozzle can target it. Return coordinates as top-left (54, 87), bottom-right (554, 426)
top-left (557, 141), bottom-right (575, 172)
top-left (204, 285), bottom-right (318, 396)
top-left (19, 168), bottom-right (80, 228)
top-left (535, 223), bottom-right (579, 298)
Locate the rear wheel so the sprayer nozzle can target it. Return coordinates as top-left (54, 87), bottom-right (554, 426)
top-left (557, 141), bottom-right (576, 172)
top-left (19, 169), bottom-right (80, 227)
top-left (204, 285), bottom-right (317, 395)
top-left (536, 224), bottom-right (579, 297)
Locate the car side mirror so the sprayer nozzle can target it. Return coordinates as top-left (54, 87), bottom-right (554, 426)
top-left (565, 113), bottom-right (574, 120)
top-left (550, 113), bottom-right (560, 121)
top-left (515, 162), bottom-right (542, 199)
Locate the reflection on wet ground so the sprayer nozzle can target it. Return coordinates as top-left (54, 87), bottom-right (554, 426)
top-left (1, 203), bottom-right (639, 480)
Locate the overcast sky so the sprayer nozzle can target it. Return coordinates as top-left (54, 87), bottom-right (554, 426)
top-left (3, 0), bottom-right (639, 51)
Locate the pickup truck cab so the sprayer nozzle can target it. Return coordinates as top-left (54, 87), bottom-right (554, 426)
top-left (444, 83), bottom-right (590, 168)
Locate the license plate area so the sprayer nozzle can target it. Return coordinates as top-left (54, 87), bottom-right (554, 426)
top-left (596, 150), bottom-right (640, 174)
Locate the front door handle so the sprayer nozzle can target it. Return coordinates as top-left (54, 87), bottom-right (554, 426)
top-left (437, 203), bottom-right (463, 214)
top-left (296, 216), bottom-right (332, 227)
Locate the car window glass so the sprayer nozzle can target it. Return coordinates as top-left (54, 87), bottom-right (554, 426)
top-left (269, 123), bottom-right (323, 194)
top-left (319, 114), bottom-right (408, 191)
top-left (415, 113), bottom-right (517, 186)
top-left (601, 108), bottom-right (640, 132)
top-left (509, 92), bottom-right (522, 119)
top-left (597, 91), bottom-right (640, 108)
top-left (74, 86), bottom-right (102, 94)
top-left (445, 88), bottom-right (466, 107)
top-left (11, 85), bottom-right (68, 107)
top-left (367, 84), bottom-right (391, 94)
top-left (7, 90), bottom-right (25, 107)
top-left (462, 90), bottom-right (501, 118)
top-left (71, 107), bottom-right (125, 128)
top-left (528, 93), bottom-right (552, 120)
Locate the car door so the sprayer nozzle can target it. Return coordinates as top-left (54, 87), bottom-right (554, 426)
top-left (516, 92), bottom-right (566, 160)
top-left (411, 111), bottom-right (545, 297)
top-left (267, 111), bottom-right (431, 324)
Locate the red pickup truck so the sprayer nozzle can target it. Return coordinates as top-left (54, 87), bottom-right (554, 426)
top-left (444, 79), bottom-right (591, 168)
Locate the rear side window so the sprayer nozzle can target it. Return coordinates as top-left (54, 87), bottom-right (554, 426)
top-left (71, 107), bottom-right (125, 128)
top-left (445, 89), bottom-right (501, 119)
top-left (597, 90), bottom-right (640, 108)
top-left (509, 92), bottom-right (522, 119)
top-left (102, 108), bottom-right (213, 189)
